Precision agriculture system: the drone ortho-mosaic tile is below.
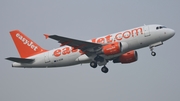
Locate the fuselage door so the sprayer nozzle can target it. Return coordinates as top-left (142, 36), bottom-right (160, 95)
top-left (44, 52), bottom-right (50, 63)
top-left (144, 25), bottom-right (150, 37)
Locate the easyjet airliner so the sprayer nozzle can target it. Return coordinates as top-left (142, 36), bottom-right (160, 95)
top-left (6, 24), bottom-right (175, 73)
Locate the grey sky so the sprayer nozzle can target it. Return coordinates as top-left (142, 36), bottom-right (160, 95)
top-left (0, 0), bottom-right (180, 101)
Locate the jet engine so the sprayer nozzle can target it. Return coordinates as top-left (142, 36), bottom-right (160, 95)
top-left (102, 42), bottom-right (129, 55)
top-left (113, 50), bottom-right (138, 63)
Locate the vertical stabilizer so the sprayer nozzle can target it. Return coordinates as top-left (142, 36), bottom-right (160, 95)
top-left (10, 30), bottom-right (47, 58)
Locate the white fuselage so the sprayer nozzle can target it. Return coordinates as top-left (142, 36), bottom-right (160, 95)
top-left (12, 24), bottom-right (175, 67)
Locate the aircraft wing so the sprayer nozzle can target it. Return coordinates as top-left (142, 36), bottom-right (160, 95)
top-left (45, 34), bottom-right (102, 52)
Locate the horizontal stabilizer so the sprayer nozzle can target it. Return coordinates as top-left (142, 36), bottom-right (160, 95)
top-left (6, 57), bottom-right (34, 63)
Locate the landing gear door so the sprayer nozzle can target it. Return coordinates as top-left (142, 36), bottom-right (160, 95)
top-left (144, 25), bottom-right (150, 37)
top-left (44, 52), bottom-right (50, 63)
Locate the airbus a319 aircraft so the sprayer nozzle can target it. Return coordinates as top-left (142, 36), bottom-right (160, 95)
top-left (6, 24), bottom-right (175, 73)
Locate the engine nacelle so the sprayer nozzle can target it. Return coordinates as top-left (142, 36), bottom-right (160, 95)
top-left (113, 50), bottom-right (138, 63)
top-left (102, 42), bottom-right (129, 55)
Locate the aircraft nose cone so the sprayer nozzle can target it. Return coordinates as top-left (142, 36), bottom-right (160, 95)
top-left (170, 29), bottom-right (175, 37)
top-left (167, 29), bottom-right (175, 38)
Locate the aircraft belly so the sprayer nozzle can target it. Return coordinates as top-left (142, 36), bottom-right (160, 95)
top-left (48, 52), bottom-right (81, 67)
top-left (75, 54), bottom-right (91, 63)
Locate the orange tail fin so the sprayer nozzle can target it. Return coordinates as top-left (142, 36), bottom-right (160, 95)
top-left (10, 30), bottom-right (47, 58)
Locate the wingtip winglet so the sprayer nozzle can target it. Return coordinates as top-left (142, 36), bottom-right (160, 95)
top-left (44, 34), bottom-right (49, 39)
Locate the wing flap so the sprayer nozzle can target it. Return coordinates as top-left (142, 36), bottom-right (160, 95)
top-left (6, 57), bottom-right (35, 63)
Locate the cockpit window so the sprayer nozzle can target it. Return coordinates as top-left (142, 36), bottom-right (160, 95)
top-left (156, 26), bottom-right (166, 30)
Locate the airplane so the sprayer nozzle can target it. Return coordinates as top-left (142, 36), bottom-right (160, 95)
top-left (6, 24), bottom-right (175, 73)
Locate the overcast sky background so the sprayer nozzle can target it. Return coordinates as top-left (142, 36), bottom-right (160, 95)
top-left (0, 0), bottom-right (180, 101)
